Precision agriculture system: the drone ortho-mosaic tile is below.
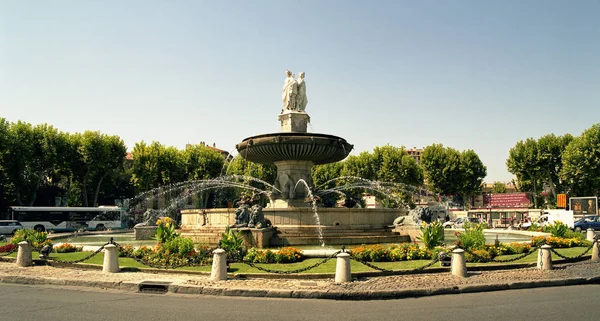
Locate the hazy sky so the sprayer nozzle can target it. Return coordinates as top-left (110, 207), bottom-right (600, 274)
top-left (2, 1), bottom-right (599, 182)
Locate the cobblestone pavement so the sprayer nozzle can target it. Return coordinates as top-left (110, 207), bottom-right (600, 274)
top-left (2, 260), bottom-right (600, 293)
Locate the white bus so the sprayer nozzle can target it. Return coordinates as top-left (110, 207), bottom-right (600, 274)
top-left (8, 206), bottom-right (129, 232)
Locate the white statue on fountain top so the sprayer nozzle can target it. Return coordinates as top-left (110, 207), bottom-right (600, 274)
top-left (282, 70), bottom-right (307, 112)
top-left (296, 72), bottom-right (307, 112)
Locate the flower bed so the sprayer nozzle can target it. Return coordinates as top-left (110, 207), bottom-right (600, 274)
top-left (55, 243), bottom-right (82, 253)
top-left (244, 247), bottom-right (304, 263)
top-left (0, 243), bottom-right (16, 253)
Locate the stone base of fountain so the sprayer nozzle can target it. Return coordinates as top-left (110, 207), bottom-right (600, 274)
top-left (134, 226), bottom-right (158, 240)
top-left (180, 207), bottom-right (410, 248)
top-left (393, 226), bottom-right (422, 243)
top-left (183, 227), bottom-right (274, 249)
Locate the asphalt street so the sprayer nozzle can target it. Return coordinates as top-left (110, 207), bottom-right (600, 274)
top-left (0, 283), bottom-right (598, 321)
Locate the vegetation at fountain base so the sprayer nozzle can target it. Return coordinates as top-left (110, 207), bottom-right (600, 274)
top-left (10, 229), bottom-right (53, 249)
top-left (1, 247), bottom-right (592, 273)
top-left (418, 221), bottom-right (445, 249)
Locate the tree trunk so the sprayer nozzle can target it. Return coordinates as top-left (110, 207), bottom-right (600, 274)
top-left (533, 180), bottom-right (538, 208)
top-left (28, 171), bottom-right (44, 206)
top-left (92, 173), bottom-right (107, 207)
top-left (82, 170), bottom-right (90, 207)
top-left (15, 189), bottom-right (22, 206)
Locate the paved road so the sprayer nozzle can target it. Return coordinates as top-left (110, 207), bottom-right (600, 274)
top-left (1, 283), bottom-right (598, 321)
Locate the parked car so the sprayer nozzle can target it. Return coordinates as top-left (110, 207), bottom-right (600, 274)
top-left (0, 220), bottom-right (23, 235)
top-left (573, 215), bottom-right (600, 232)
top-left (443, 217), bottom-right (479, 229)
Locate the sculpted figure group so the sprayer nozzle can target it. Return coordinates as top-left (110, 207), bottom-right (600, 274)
top-left (231, 197), bottom-right (268, 229)
top-left (282, 70), bottom-right (307, 111)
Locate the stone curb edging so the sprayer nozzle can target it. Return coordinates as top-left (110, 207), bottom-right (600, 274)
top-left (0, 255), bottom-right (592, 279)
top-left (1, 274), bottom-right (600, 301)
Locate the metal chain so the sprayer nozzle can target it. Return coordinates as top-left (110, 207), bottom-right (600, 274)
top-left (550, 238), bottom-right (597, 261)
top-left (241, 251), bottom-right (341, 274)
top-left (539, 248), bottom-right (543, 269)
top-left (45, 243), bottom-right (109, 264)
top-left (350, 257), bottom-right (440, 274)
top-left (490, 247), bottom-right (540, 263)
top-left (461, 246), bottom-right (541, 263)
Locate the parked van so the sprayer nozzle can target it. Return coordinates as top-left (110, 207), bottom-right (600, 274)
top-left (536, 209), bottom-right (575, 229)
top-left (0, 220), bottom-right (23, 235)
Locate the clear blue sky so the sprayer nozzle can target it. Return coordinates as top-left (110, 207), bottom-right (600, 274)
top-left (2, 1), bottom-right (599, 182)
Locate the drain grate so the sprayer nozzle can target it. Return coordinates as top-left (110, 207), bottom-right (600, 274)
top-left (138, 281), bottom-right (172, 294)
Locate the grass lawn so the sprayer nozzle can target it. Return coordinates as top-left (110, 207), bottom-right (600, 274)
top-left (480, 246), bottom-right (591, 264)
top-left (1, 247), bottom-right (592, 274)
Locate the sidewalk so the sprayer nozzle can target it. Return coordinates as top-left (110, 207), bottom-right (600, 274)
top-left (1, 259), bottom-right (599, 300)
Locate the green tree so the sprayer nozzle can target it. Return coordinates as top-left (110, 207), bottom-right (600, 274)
top-left (536, 133), bottom-right (574, 198)
top-left (70, 131), bottom-right (127, 206)
top-left (340, 152), bottom-right (376, 180)
top-left (506, 138), bottom-right (541, 207)
top-left (421, 144), bottom-right (486, 208)
top-left (492, 182), bottom-right (507, 193)
top-left (0, 118), bottom-right (11, 210)
top-left (507, 134), bottom-right (574, 207)
top-left (311, 162), bottom-right (344, 207)
top-left (421, 144), bottom-right (463, 195)
top-left (561, 123), bottom-right (600, 196)
top-left (184, 144), bottom-right (225, 181)
top-left (460, 149), bottom-right (487, 205)
top-left (184, 144), bottom-right (227, 208)
top-left (372, 145), bottom-right (424, 187)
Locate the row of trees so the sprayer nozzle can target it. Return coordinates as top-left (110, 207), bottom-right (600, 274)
top-left (0, 119), bottom-right (128, 209)
top-left (0, 118), bottom-right (230, 214)
top-left (1, 118), bottom-right (489, 213)
top-left (506, 123), bottom-right (600, 207)
top-left (311, 144), bottom-right (487, 208)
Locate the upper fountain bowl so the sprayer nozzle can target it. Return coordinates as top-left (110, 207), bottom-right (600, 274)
top-left (236, 132), bottom-right (353, 165)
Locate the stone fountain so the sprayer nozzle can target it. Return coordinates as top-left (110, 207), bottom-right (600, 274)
top-left (180, 71), bottom-right (409, 247)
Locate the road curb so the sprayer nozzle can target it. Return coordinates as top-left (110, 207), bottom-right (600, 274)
top-left (2, 274), bottom-right (599, 300)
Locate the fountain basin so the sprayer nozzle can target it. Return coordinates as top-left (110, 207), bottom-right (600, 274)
top-left (180, 207), bottom-right (410, 247)
top-left (236, 132), bottom-right (353, 165)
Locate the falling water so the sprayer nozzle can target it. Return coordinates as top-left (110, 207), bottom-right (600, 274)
top-left (294, 179), bottom-right (325, 247)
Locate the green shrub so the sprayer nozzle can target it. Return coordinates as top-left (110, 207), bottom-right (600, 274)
top-left (11, 229), bottom-right (53, 249)
top-left (55, 243), bottom-right (82, 253)
top-left (531, 236), bottom-right (592, 248)
top-left (118, 245), bottom-right (134, 258)
top-left (456, 222), bottom-right (486, 250)
top-left (418, 221), bottom-right (445, 250)
top-left (219, 227), bottom-right (245, 261)
top-left (547, 221), bottom-right (569, 238)
top-left (244, 248), bottom-right (276, 263)
top-left (155, 217), bottom-right (178, 243)
top-left (132, 246), bottom-right (153, 258)
top-left (161, 237), bottom-right (195, 257)
top-left (350, 244), bottom-right (433, 262)
top-left (275, 247), bottom-right (303, 263)
top-left (465, 249), bottom-right (492, 263)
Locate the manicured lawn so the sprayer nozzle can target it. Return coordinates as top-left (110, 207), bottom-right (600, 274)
top-left (482, 246), bottom-right (591, 264)
top-left (1, 247), bottom-right (592, 274)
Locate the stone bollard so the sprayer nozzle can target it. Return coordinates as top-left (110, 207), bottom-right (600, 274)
top-left (102, 244), bottom-right (120, 273)
top-left (210, 248), bottom-right (228, 281)
top-left (451, 249), bottom-right (467, 277)
top-left (16, 241), bottom-right (33, 267)
top-left (586, 228), bottom-right (596, 242)
top-left (592, 239), bottom-right (600, 262)
top-left (537, 244), bottom-right (552, 270)
top-left (334, 252), bottom-right (352, 283)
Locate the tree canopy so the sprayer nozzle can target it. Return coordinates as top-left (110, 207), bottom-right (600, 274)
top-left (421, 144), bottom-right (487, 207)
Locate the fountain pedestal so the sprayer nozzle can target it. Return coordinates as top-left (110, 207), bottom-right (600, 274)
top-left (271, 160), bottom-right (313, 208)
top-left (278, 110), bottom-right (310, 133)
